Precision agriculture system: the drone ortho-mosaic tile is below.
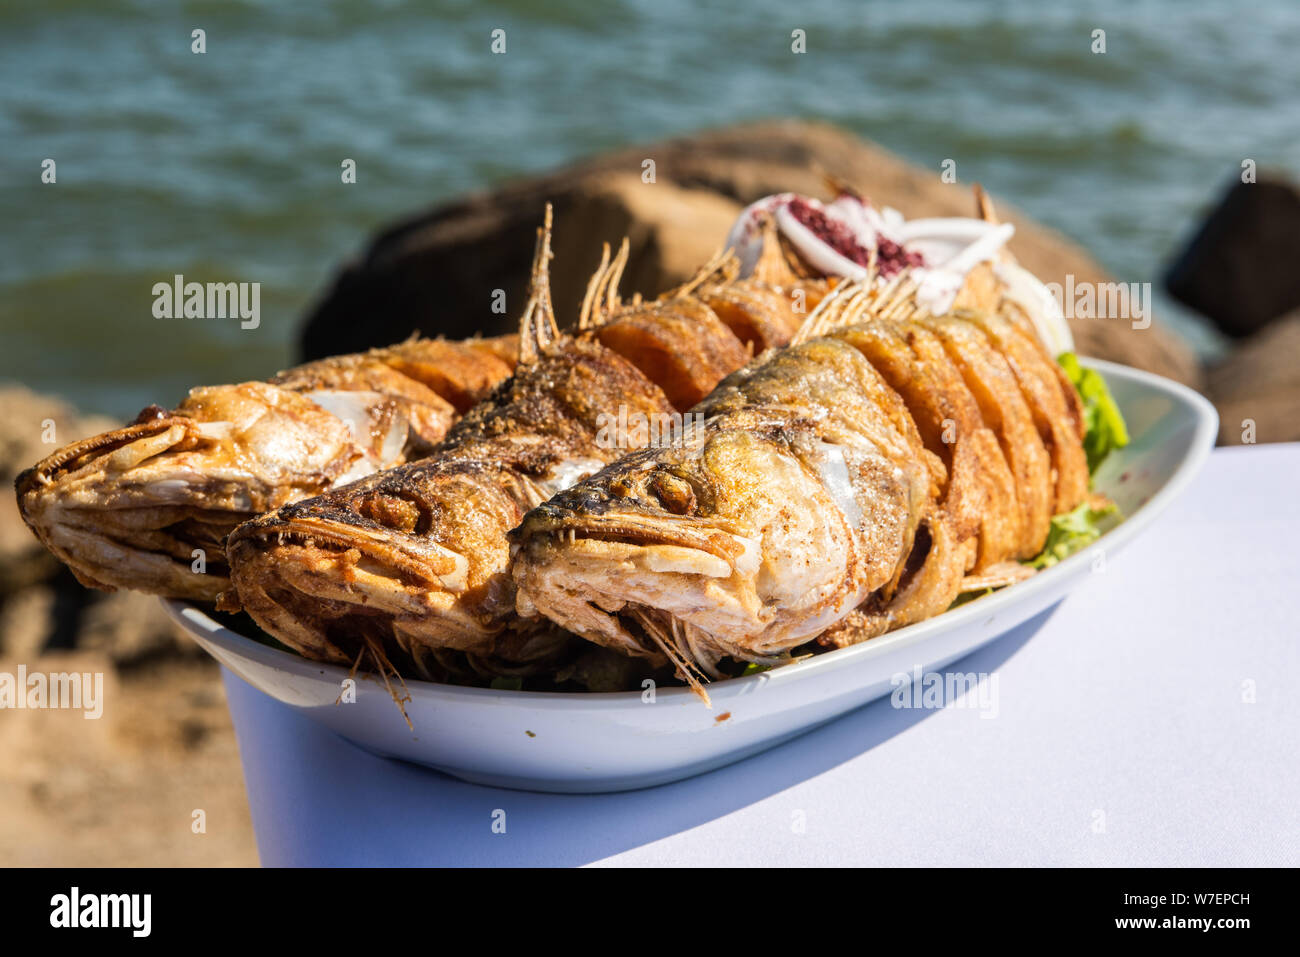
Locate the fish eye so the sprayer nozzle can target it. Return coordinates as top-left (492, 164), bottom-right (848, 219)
top-left (648, 471), bottom-right (695, 515)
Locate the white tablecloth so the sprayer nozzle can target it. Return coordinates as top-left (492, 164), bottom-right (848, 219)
top-left (223, 445), bottom-right (1300, 866)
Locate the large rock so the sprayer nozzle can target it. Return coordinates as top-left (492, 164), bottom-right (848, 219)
top-left (299, 120), bottom-right (1202, 388)
top-left (1206, 311), bottom-right (1300, 445)
top-left (1165, 177), bottom-right (1300, 337)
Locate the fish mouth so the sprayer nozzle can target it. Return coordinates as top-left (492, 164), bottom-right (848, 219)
top-left (511, 508), bottom-right (778, 699)
top-left (232, 513), bottom-right (469, 588)
top-left (14, 387), bottom-right (412, 601)
top-left (224, 510), bottom-right (512, 680)
top-left (16, 412), bottom-right (179, 495)
top-left (511, 536), bottom-right (787, 705)
top-left (14, 416), bottom-right (252, 599)
top-left (511, 503), bottom-right (754, 568)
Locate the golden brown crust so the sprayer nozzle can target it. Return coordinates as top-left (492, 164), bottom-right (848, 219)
top-left (511, 307), bottom-right (1092, 682)
top-left (14, 336), bottom-right (517, 600)
top-left (700, 284), bottom-right (805, 353)
top-left (368, 336), bottom-right (516, 414)
top-left (227, 338), bottom-right (678, 676)
top-left (594, 301), bottom-right (748, 411)
top-left (962, 311), bottom-right (1090, 511)
top-left (918, 315), bottom-right (1054, 557)
top-left (223, 227), bottom-right (819, 676)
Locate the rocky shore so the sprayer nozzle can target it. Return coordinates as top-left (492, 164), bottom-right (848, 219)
top-left (2, 120), bottom-right (1294, 865)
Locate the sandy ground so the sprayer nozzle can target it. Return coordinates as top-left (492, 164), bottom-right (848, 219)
top-left (0, 654), bottom-right (258, 866)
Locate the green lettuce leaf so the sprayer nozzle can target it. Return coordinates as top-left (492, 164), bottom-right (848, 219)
top-left (949, 587), bottom-right (994, 608)
top-left (1018, 355), bottom-right (1127, 571)
top-left (1058, 352), bottom-right (1129, 474)
top-left (1025, 499), bottom-right (1119, 570)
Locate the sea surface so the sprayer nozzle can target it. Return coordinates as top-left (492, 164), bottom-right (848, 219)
top-left (2, 0), bottom-right (1297, 418)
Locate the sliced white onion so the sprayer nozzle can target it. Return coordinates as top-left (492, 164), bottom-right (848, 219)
top-left (894, 217), bottom-right (1007, 243)
top-left (724, 194), bottom-right (794, 275)
top-left (725, 193), bottom-right (1067, 352)
top-left (914, 268), bottom-right (968, 315)
top-left (913, 222), bottom-right (1017, 314)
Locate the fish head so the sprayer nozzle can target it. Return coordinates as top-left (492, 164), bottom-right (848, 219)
top-left (510, 420), bottom-right (873, 678)
top-left (14, 383), bottom-right (406, 599)
top-left (223, 459), bottom-right (522, 678)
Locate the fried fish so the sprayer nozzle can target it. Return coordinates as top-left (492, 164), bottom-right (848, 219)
top-left (509, 279), bottom-right (1087, 698)
top-left (15, 335), bottom-right (516, 600)
top-left (222, 198), bottom-right (1052, 685)
top-left (224, 208), bottom-right (756, 676)
top-left (221, 204), bottom-right (865, 680)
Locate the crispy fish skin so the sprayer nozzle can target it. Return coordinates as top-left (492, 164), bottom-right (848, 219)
top-left (222, 217), bottom-right (1030, 683)
top-left (509, 305), bottom-right (1089, 684)
top-left (226, 337), bottom-right (675, 677)
top-left (509, 333), bottom-right (939, 674)
top-left (222, 215), bottom-right (820, 677)
top-left (580, 221), bottom-right (823, 410)
top-left (14, 335), bottom-right (516, 600)
top-left (592, 299), bottom-right (749, 411)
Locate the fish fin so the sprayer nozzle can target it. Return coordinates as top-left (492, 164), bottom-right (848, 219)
top-left (789, 270), bottom-right (875, 345)
top-left (517, 205), bottom-right (561, 366)
top-left (875, 269), bottom-right (926, 321)
top-left (789, 280), bottom-right (849, 345)
top-left (577, 242), bottom-right (613, 331)
top-left (676, 619), bottom-right (727, 680)
top-left (516, 297), bottom-right (544, 366)
top-left (974, 183), bottom-right (998, 224)
top-left (334, 646), bottom-right (367, 706)
top-left (790, 265), bottom-right (928, 345)
top-left (957, 561), bottom-right (1036, 593)
top-left (365, 637), bottom-right (414, 731)
top-left (663, 245), bottom-right (738, 301)
top-left (579, 237), bottom-right (631, 332)
top-left (972, 183), bottom-right (1019, 267)
top-left (605, 237), bottom-right (630, 314)
top-left (748, 213), bottom-right (798, 286)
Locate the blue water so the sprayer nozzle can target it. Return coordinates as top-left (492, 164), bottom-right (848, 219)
top-left (2, 0), bottom-right (1297, 417)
